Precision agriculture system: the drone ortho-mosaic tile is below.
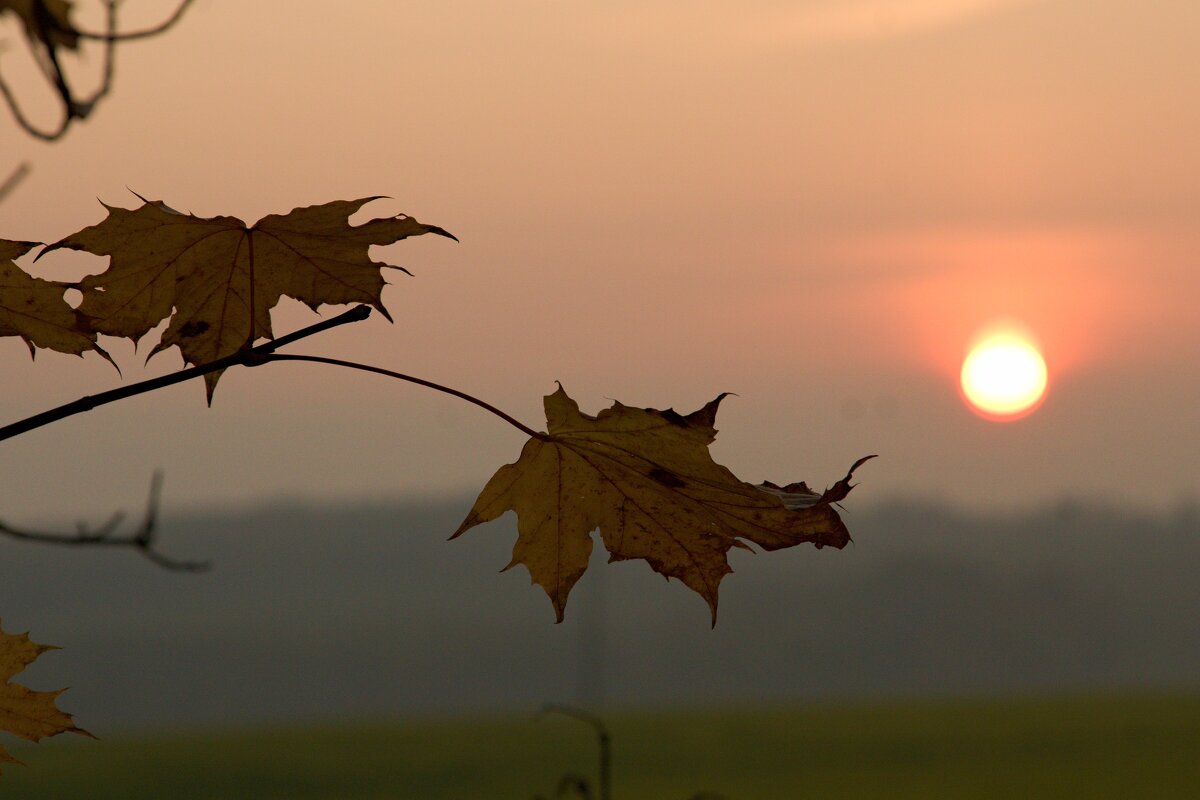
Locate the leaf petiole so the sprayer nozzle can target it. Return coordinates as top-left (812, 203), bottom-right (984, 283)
top-left (259, 353), bottom-right (544, 440)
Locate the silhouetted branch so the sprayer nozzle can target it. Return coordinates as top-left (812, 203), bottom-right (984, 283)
top-left (1, 0), bottom-right (190, 141)
top-left (0, 470), bottom-right (207, 571)
top-left (70, 0), bottom-right (118, 120)
top-left (0, 0), bottom-right (117, 139)
top-left (0, 304), bottom-right (375, 444)
top-left (0, 161), bottom-right (30, 203)
top-left (0, 68), bottom-right (62, 140)
top-left (53, 0), bottom-right (195, 42)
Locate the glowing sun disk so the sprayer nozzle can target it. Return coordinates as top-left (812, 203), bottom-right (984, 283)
top-left (960, 331), bottom-right (1047, 421)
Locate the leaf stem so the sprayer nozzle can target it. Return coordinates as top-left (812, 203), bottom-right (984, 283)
top-left (260, 353), bottom-right (544, 440)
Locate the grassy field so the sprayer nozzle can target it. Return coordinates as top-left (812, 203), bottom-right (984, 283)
top-left (4, 693), bottom-right (1199, 798)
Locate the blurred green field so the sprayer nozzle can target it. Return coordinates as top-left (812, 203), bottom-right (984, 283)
top-left (4, 693), bottom-right (1199, 798)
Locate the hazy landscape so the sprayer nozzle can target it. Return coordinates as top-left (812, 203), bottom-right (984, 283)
top-left (4, 494), bottom-right (1196, 732)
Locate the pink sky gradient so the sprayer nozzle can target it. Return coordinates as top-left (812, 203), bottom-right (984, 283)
top-left (2, 0), bottom-right (1197, 520)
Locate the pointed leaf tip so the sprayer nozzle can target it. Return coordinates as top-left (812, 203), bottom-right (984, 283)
top-left (1, 241), bottom-right (112, 361)
top-left (820, 454), bottom-right (878, 504)
top-left (687, 391), bottom-right (733, 428)
top-left (0, 623), bottom-right (89, 774)
top-left (427, 225), bottom-right (458, 242)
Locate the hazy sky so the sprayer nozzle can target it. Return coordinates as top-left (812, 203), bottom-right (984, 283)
top-left (2, 0), bottom-right (1197, 521)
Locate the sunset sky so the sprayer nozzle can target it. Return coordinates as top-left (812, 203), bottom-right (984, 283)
top-left (2, 0), bottom-right (1197, 522)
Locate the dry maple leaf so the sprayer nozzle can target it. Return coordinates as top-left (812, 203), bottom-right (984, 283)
top-left (41, 196), bottom-right (455, 400)
top-left (453, 385), bottom-right (874, 624)
top-left (0, 620), bottom-right (90, 775)
top-left (0, 238), bottom-right (112, 363)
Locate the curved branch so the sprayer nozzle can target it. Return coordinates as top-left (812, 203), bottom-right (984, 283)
top-left (54, 0), bottom-right (195, 42)
top-left (0, 470), bottom-right (207, 571)
top-left (1, 0), bottom-right (183, 140)
top-left (67, 0), bottom-right (118, 120)
top-left (0, 0), bottom-right (117, 140)
top-left (0, 69), bottom-right (67, 140)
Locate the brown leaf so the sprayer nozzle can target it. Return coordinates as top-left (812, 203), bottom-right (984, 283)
top-left (0, 238), bottom-right (112, 363)
top-left (42, 196), bottom-right (455, 400)
top-left (0, 620), bottom-right (90, 775)
top-left (454, 386), bottom-right (873, 624)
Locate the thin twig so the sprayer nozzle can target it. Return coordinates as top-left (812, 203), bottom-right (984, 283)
top-left (0, 0), bottom-right (89, 140)
top-left (0, 305), bottom-right (374, 444)
top-left (261, 353), bottom-right (544, 440)
top-left (1, 0), bottom-right (189, 140)
top-left (0, 470), bottom-right (207, 570)
top-left (0, 69), bottom-right (63, 140)
top-left (0, 304), bottom-right (541, 564)
top-left (0, 161), bottom-right (30, 203)
top-left (55, 0), bottom-right (195, 42)
top-left (66, 0), bottom-right (118, 120)
top-left (0, 0), bottom-right (111, 139)
top-left (1, 302), bottom-right (538, 441)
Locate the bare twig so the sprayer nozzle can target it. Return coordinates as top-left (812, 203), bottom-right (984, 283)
top-left (0, 304), bottom-right (375, 444)
top-left (65, 0), bottom-right (118, 121)
top-left (0, 0), bottom-right (118, 139)
top-left (0, 69), bottom-right (63, 140)
top-left (0, 470), bottom-right (207, 570)
top-left (0, 301), bottom-right (540, 567)
top-left (53, 0), bottom-right (195, 42)
top-left (0, 306), bottom-right (379, 567)
top-left (0, 161), bottom-right (30, 203)
top-left (1, 0), bottom-right (190, 141)
top-left (539, 705), bottom-right (612, 800)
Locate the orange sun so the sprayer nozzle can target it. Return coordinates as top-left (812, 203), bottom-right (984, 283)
top-left (960, 325), bottom-right (1048, 421)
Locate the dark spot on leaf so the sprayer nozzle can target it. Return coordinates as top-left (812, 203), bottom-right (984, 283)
top-left (649, 467), bottom-right (686, 488)
top-left (178, 320), bottom-right (209, 338)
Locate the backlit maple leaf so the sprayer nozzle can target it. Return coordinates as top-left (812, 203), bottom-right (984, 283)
top-left (0, 620), bottom-right (90, 775)
top-left (42, 196), bottom-right (455, 399)
top-left (0, 238), bottom-right (111, 362)
top-left (454, 386), bottom-right (873, 624)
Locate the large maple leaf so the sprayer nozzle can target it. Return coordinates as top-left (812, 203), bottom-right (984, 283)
top-left (0, 620), bottom-right (89, 775)
top-left (453, 386), bottom-right (873, 624)
top-left (42, 196), bottom-right (455, 399)
top-left (0, 238), bottom-right (111, 362)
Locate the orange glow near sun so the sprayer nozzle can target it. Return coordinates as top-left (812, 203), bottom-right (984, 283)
top-left (960, 324), bottom-right (1048, 421)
